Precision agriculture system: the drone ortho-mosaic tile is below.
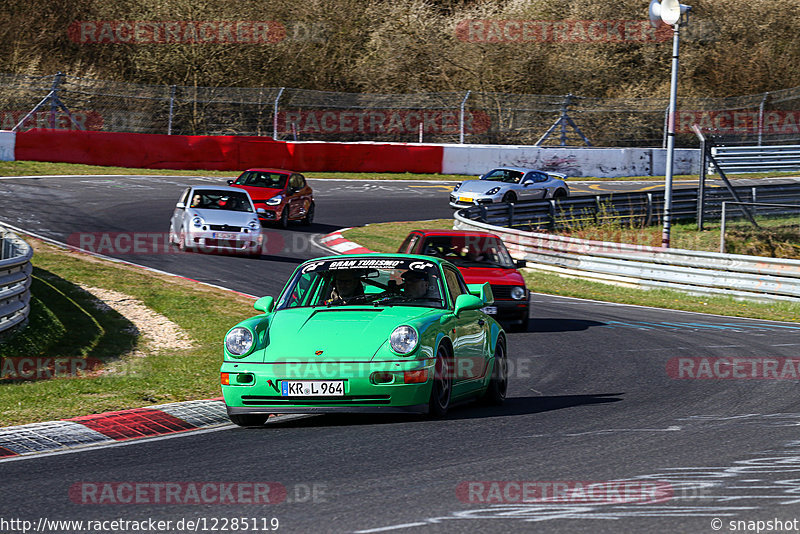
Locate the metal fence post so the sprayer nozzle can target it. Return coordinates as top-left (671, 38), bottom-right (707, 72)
top-left (167, 85), bottom-right (176, 135)
top-left (49, 72), bottom-right (65, 129)
top-left (459, 90), bottom-right (471, 144)
top-left (720, 202), bottom-right (727, 253)
top-left (273, 87), bottom-right (285, 141)
top-left (758, 92), bottom-right (768, 146)
top-left (697, 132), bottom-right (707, 230)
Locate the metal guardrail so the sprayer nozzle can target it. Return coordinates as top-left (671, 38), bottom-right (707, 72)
top-left (0, 227), bottom-right (33, 337)
top-left (453, 211), bottom-right (800, 302)
top-left (460, 182), bottom-right (800, 230)
top-left (711, 145), bottom-right (800, 173)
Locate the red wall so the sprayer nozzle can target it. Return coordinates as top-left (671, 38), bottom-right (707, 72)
top-left (15, 130), bottom-right (444, 173)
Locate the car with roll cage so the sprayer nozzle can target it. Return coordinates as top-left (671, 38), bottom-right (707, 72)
top-left (220, 254), bottom-right (508, 426)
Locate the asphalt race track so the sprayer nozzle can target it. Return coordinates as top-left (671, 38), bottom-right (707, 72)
top-left (2, 175), bottom-right (800, 533)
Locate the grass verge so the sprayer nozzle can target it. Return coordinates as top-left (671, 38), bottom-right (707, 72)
top-left (341, 220), bottom-right (800, 324)
top-left (0, 239), bottom-right (255, 427)
top-left (557, 216), bottom-right (800, 259)
top-left (1, 160), bottom-right (798, 182)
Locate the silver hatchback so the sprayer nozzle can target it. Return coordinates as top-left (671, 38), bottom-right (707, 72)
top-left (169, 186), bottom-right (263, 255)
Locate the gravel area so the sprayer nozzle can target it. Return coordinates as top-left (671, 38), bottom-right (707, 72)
top-left (80, 285), bottom-right (194, 354)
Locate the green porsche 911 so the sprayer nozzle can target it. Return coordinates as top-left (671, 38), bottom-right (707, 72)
top-left (220, 253), bottom-right (508, 426)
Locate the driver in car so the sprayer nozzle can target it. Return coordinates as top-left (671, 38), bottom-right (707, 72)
top-left (327, 270), bottom-right (365, 304)
top-left (401, 270), bottom-right (430, 300)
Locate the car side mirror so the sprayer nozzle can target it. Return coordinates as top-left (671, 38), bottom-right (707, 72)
top-left (175, 202), bottom-right (185, 209)
top-left (467, 282), bottom-right (494, 305)
top-left (454, 294), bottom-right (484, 316)
top-left (256, 208), bottom-right (267, 214)
top-left (227, 179), bottom-right (233, 185)
top-left (254, 296), bottom-right (275, 313)
top-left (515, 259), bottom-right (526, 268)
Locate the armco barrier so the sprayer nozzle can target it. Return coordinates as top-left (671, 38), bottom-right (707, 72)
top-left (461, 182), bottom-right (800, 229)
top-left (453, 210), bottom-right (800, 302)
top-left (711, 145), bottom-right (800, 174)
top-left (0, 227), bottom-right (33, 336)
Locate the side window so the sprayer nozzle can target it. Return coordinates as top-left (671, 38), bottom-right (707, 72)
top-left (289, 174), bottom-right (302, 190)
top-left (297, 174), bottom-right (307, 188)
top-left (443, 267), bottom-right (466, 308)
top-left (534, 172), bottom-right (548, 183)
top-left (399, 234), bottom-right (420, 253)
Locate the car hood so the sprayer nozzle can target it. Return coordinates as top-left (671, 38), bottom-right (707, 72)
top-left (258, 306), bottom-right (440, 362)
top-left (458, 266), bottom-right (525, 286)
top-left (189, 208), bottom-right (257, 226)
top-left (455, 180), bottom-right (508, 194)
top-left (230, 185), bottom-right (284, 201)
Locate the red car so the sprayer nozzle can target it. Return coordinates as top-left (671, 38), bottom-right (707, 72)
top-left (398, 229), bottom-right (530, 331)
top-left (228, 168), bottom-right (314, 228)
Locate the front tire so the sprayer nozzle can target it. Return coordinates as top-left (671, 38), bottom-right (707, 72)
top-left (301, 202), bottom-right (315, 226)
top-left (481, 338), bottom-right (508, 405)
top-left (428, 346), bottom-right (453, 417)
top-left (502, 192), bottom-right (517, 203)
top-left (229, 414), bottom-right (268, 427)
top-left (553, 188), bottom-right (568, 199)
top-left (278, 206), bottom-right (289, 229)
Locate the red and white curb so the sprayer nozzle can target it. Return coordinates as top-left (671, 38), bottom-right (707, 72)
top-left (0, 399), bottom-right (229, 458)
top-left (318, 229), bottom-right (373, 255)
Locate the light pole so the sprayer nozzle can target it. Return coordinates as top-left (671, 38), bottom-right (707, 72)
top-left (649, 0), bottom-right (691, 248)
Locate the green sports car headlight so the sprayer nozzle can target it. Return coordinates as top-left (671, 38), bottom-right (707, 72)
top-left (390, 325), bottom-right (418, 355)
top-left (225, 327), bottom-right (254, 357)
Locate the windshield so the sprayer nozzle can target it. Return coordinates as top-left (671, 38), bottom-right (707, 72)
top-left (419, 235), bottom-right (515, 268)
top-left (189, 190), bottom-right (253, 212)
top-left (276, 258), bottom-right (445, 310)
top-left (480, 169), bottom-right (524, 184)
top-left (234, 171), bottom-right (288, 189)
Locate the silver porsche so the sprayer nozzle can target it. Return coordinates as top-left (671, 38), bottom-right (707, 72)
top-left (449, 167), bottom-right (569, 209)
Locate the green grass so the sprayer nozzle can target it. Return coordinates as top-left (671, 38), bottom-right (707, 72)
top-left (559, 216), bottom-right (800, 259)
top-left (341, 220), bottom-right (800, 324)
top-left (2, 160), bottom-right (798, 182)
top-left (0, 240), bottom-right (256, 427)
top-left (0, 161), bottom-right (465, 180)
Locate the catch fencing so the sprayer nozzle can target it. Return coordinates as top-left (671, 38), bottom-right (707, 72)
top-left (5, 72), bottom-right (800, 147)
top-left (0, 227), bottom-right (33, 337)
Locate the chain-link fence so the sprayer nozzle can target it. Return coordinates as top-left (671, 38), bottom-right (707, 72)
top-left (3, 72), bottom-right (800, 147)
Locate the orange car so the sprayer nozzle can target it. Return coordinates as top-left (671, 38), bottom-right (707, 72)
top-left (228, 168), bottom-right (314, 228)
